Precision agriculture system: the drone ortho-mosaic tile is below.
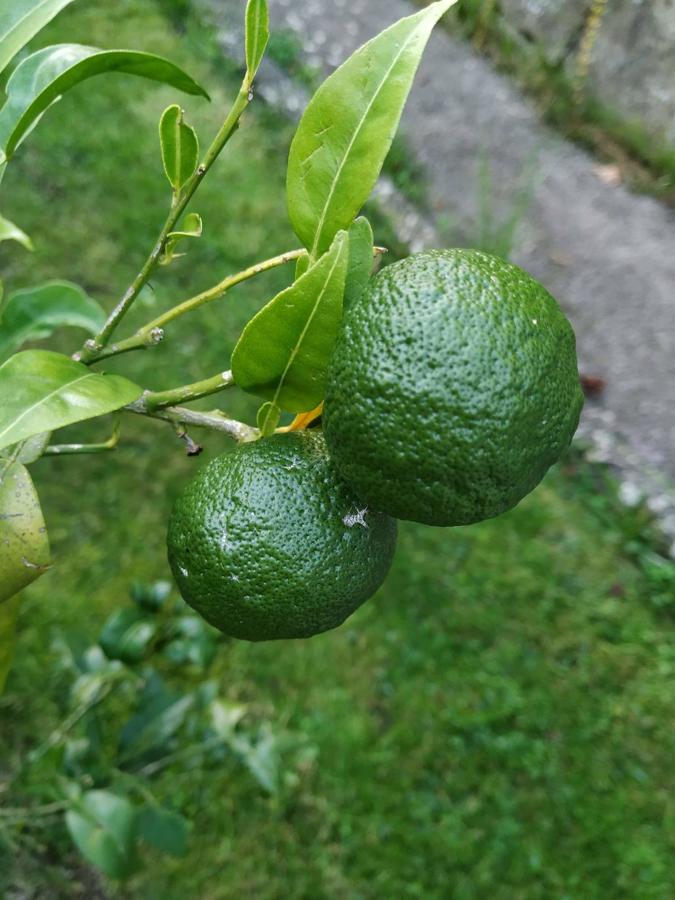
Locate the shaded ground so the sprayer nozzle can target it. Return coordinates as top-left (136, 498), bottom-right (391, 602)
top-left (204, 0), bottom-right (675, 553)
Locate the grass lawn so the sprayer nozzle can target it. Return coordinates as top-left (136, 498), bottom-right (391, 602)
top-left (1, 1), bottom-right (674, 898)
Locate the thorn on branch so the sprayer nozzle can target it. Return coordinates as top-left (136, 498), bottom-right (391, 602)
top-left (176, 428), bottom-right (203, 457)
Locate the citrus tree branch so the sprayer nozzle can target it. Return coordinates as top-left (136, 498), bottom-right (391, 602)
top-left (139, 249), bottom-right (305, 334)
top-left (77, 80), bottom-right (254, 363)
top-left (83, 249), bottom-right (304, 363)
top-left (140, 370), bottom-right (234, 411)
top-left (124, 400), bottom-right (258, 443)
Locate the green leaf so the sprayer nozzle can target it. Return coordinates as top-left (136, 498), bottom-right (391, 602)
top-left (294, 251), bottom-right (310, 281)
top-left (286, 0), bottom-right (455, 256)
top-left (0, 461), bottom-right (50, 605)
top-left (344, 217), bottom-right (374, 308)
top-left (160, 212), bottom-right (202, 266)
top-left (0, 0), bottom-right (79, 77)
top-left (232, 231), bottom-right (349, 412)
top-left (121, 694), bottom-right (194, 760)
top-left (8, 430), bottom-right (51, 464)
top-left (256, 401), bottom-right (281, 436)
top-left (0, 595), bottom-right (21, 694)
top-left (137, 806), bottom-right (188, 857)
top-left (0, 44), bottom-right (209, 163)
top-left (0, 211), bottom-right (33, 250)
top-left (65, 790), bottom-right (138, 880)
top-left (245, 0), bottom-right (269, 85)
top-left (99, 607), bottom-right (157, 664)
top-left (0, 281), bottom-right (106, 359)
top-left (0, 350), bottom-right (142, 452)
top-left (159, 104), bottom-right (199, 193)
top-left (131, 579), bottom-right (172, 612)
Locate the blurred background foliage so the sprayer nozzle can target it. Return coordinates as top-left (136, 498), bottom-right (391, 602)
top-left (0, 1), bottom-right (674, 897)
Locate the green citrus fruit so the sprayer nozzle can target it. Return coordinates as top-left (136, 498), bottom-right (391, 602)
top-left (167, 431), bottom-right (397, 641)
top-left (324, 249), bottom-right (583, 526)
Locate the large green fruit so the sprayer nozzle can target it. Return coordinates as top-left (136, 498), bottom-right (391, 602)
top-left (167, 432), bottom-right (397, 641)
top-left (324, 249), bottom-right (583, 526)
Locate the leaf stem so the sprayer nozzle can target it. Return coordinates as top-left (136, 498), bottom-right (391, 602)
top-left (139, 370), bottom-right (234, 411)
top-left (124, 401), bottom-right (258, 443)
top-left (78, 81), bottom-right (254, 363)
top-left (44, 420), bottom-right (121, 455)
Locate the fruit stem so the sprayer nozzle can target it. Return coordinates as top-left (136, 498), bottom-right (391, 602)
top-left (276, 402), bottom-right (324, 433)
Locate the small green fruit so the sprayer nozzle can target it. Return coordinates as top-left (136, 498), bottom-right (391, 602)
top-left (167, 432), bottom-right (397, 641)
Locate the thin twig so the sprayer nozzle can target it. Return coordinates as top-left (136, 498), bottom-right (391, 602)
top-left (91, 249), bottom-right (304, 362)
top-left (77, 80), bottom-right (254, 362)
top-left (125, 401), bottom-right (258, 443)
top-left (140, 370), bottom-right (234, 411)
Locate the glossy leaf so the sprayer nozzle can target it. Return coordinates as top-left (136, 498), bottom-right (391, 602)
top-left (159, 104), bottom-right (199, 193)
top-left (294, 251), bottom-right (310, 281)
top-left (0, 281), bottom-right (106, 359)
top-left (245, 0), bottom-right (269, 84)
top-left (0, 211), bottom-right (33, 250)
top-left (0, 44), bottom-right (209, 163)
top-left (0, 461), bottom-right (50, 604)
top-left (0, 350), bottom-right (142, 452)
top-left (137, 806), bottom-right (188, 857)
top-left (287, 0), bottom-right (456, 256)
top-left (121, 694), bottom-right (194, 760)
top-left (232, 232), bottom-right (348, 411)
top-left (65, 790), bottom-right (138, 880)
top-left (256, 401), bottom-right (281, 436)
top-left (344, 217), bottom-right (374, 308)
top-left (9, 430), bottom-right (51, 464)
top-left (131, 579), bottom-right (172, 612)
top-left (0, 0), bottom-right (78, 77)
top-left (99, 607), bottom-right (157, 664)
top-left (0, 595), bottom-right (20, 694)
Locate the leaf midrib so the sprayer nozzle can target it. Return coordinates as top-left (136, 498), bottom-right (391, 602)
top-left (309, 21), bottom-right (422, 259)
top-left (0, 370), bottom-right (94, 444)
top-left (247, 0), bottom-right (264, 74)
top-left (263, 242), bottom-right (344, 430)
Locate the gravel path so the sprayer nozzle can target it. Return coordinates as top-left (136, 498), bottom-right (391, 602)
top-left (201, 0), bottom-right (675, 551)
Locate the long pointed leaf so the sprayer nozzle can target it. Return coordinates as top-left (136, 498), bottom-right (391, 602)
top-left (245, 0), bottom-right (269, 85)
top-left (0, 211), bottom-right (33, 251)
top-left (0, 350), bottom-right (142, 451)
top-left (0, 460), bottom-right (50, 605)
top-left (344, 217), bottom-right (374, 308)
top-left (232, 231), bottom-right (349, 414)
top-left (287, 0), bottom-right (456, 257)
top-left (0, 0), bottom-right (78, 77)
top-left (0, 44), bottom-right (209, 163)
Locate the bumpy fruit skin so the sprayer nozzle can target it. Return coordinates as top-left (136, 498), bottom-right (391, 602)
top-left (324, 249), bottom-right (583, 526)
top-left (167, 432), bottom-right (397, 641)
